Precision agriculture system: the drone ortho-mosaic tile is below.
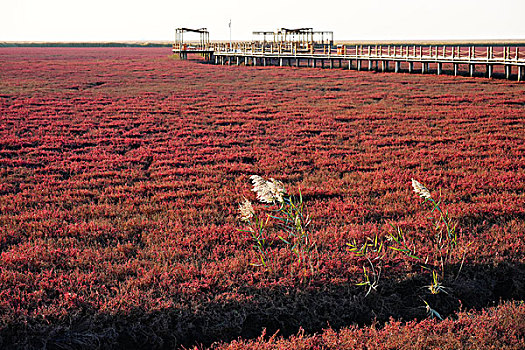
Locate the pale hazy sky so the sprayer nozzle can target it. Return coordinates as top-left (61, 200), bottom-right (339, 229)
top-left (2, 0), bottom-right (525, 42)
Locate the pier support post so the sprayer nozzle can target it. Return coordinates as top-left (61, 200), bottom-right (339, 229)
top-left (348, 60), bottom-right (352, 70)
top-left (454, 63), bottom-right (458, 76)
top-left (236, 57), bottom-right (240, 66)
top-left (487, 64), bottom-right (493, 78)
top-left (437, 62), bottom-right (442, 75)
top-left (505, 65), bottom-right (511, 79)
top-left (357, 60), bottom-right (361, 71)
top-left (408, 62), bottom-right (413, 73)
top-left (518, 66), bottom-right (522, 82)
top-left (381, 61), bottom-right (386, 72)
top-left (279, 58), bottom-right (283, 67)
top-left (469, 64), bottom-right (475, 77)
top-left (395, 61), bottom-right (400, 73)
top-left (368, 60), bottom-right (372, 71)
top-left (421, 62), bottom-right (426, 74)
top-left (253, 57), bottom-right (257, 66)
top-left (330, 59), bottom-right (333, 69)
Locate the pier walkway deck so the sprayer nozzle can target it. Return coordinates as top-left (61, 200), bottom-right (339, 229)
top-left (174, 40), bottom-right (525, 81)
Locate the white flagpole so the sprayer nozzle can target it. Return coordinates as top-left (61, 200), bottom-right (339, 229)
top-left (229, 19), bottom-right (232, 51)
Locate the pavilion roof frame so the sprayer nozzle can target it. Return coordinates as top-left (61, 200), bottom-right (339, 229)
top-left (252, 28), bottom-right (333, 45)
top-left (175, 27), bottom-right (210, 47)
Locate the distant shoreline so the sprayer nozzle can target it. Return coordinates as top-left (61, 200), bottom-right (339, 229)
top-left (0, 42), bottom-right (172, 47)
top-left (2, 39), bottom-right (525, 48)
top-left (335, 39), bottom-right (525, 46)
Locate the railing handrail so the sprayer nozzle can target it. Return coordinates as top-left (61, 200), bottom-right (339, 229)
top-left (200, 42), bottom-right (524, 63)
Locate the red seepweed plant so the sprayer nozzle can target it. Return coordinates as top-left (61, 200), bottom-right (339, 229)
top-left (0, 47), bottom-right (523, 349)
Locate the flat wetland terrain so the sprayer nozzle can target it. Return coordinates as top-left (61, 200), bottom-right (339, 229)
top-left (0, 47), bottom-right (524, 349)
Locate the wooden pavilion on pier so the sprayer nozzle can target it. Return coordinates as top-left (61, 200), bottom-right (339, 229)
top-left (173, 27), bottom-right (213, 60)
top-left (251, 28), bottom-right (334, 54)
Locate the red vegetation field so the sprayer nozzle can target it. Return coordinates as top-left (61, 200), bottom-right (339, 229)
top-left (0, 47), bottom-right (524, 349)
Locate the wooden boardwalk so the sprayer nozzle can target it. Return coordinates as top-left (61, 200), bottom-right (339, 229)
top-left (174, 42), bottom-right (525, 81)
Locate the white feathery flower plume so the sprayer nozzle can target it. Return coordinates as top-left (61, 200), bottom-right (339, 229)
top-left (411, 178), bottom-right (432, 200)
top-left (238, 198), bottom-right (255, 222)
top-left (250, 175), bottom-right (286, 204)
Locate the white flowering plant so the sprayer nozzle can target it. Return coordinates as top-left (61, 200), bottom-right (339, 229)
top-left (387, 179), bottom-right (470, 294)
top-left (238, 197), bottom-right (268, 267)
top-left (410, 179), bottom-right (462, 278)
top-left (347, 178), bottom-right (469, 309)
top-left (238, 175), bottom-right (317, 272)
top-left (411, 178), bottom-right (457, 253)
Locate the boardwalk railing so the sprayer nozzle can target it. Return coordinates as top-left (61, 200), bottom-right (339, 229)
top-left (174, 42), bottom-right (525, 81)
